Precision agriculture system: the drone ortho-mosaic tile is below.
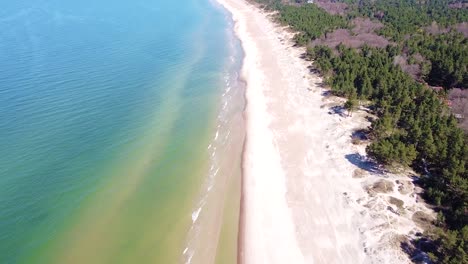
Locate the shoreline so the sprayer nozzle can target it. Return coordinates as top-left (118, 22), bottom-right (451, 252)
top-left (216, 0), bottom-right (436, 263)
top-left (182, 8), bottom-right (246, 262)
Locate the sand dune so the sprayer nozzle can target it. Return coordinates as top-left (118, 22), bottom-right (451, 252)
top-left (215, 0), bottom-right (435, 263)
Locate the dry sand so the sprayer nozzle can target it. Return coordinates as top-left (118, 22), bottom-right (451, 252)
top-left (214, 0), bottom-right (435, 263)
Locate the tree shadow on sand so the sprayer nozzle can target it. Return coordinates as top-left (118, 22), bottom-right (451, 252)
top-left (401, 235), bottom-right (434, 264)
top-left (328, 105), bottom-right (347, 117)
top-left (321, 90), bottom-right (332, 96)
top-left (351, 129), bottom-right (368, 141)
top-left (345, 153), bottom-right (385, 175)
top-left (307, 65), bottom-right (320, 75)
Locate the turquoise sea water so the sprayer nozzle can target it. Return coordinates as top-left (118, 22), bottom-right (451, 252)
top-left (0, 0), bottom-right (243, 263)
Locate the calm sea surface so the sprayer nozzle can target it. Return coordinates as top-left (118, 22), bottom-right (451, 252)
top-left (0, 0), bottom-right (243, 263)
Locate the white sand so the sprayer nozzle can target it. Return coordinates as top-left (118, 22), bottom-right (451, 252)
top-left (215, 0), bottom-right (435, 263)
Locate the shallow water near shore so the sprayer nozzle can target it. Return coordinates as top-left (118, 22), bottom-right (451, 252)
top-left (0, 0), bottom-right (243, 263)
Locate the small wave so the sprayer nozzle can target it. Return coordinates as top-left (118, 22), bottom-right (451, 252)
top-left (182, 26), bottom-right (245, 262)
top-left (187, 252), bottom-right (194, 264)
top-left (183, 248), bottom-right (195, 264)
top-left (191, 207), bottom-right (202, 223)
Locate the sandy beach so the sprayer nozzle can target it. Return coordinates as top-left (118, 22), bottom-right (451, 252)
top-left (215, 0), bottom-right (436, 263)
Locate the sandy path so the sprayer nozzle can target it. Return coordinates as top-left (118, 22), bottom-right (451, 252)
top-left (215, 0), bottom-right (433, 263)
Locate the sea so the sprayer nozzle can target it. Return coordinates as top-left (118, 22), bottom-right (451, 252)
top-left (0, 0), bottom-right (244, 263)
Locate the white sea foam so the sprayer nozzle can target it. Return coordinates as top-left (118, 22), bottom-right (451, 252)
top-left (191, 207), bottom-right (202, 223)
top-left (181, 18), bottom-right (245, 263)
top-left (187, 252), bottom-right (194, 264)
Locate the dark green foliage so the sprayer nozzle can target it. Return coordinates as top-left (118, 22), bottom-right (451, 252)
top-left (427, 226), bottom-right (468, 263)
top-left (258, 0), bottom-right (468, 261)
top-left (352, 0), bottom-right (468, 89)
top-left (367, 136), bottom-right (417, 165)
top-left (277, 5), bottom-right (347, 44)
top-left (309, 44), bottom-right (468, 263)
top-left (307, 46), bottom-right (334, 74)
top-left (263, 0), bottom-right (467, 91)
top-left (406, 32), bottom-right (468, 88)
top-left (354, 0), bottom-right (468, 41)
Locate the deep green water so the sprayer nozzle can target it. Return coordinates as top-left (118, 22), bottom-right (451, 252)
top-left (0, 0), bottom-right (243, 263)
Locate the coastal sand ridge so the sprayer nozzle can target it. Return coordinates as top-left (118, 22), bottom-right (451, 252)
top-left (215, 0), bottom-right (435, 263)
top-left (218, 0), bottom-right (365, 262)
